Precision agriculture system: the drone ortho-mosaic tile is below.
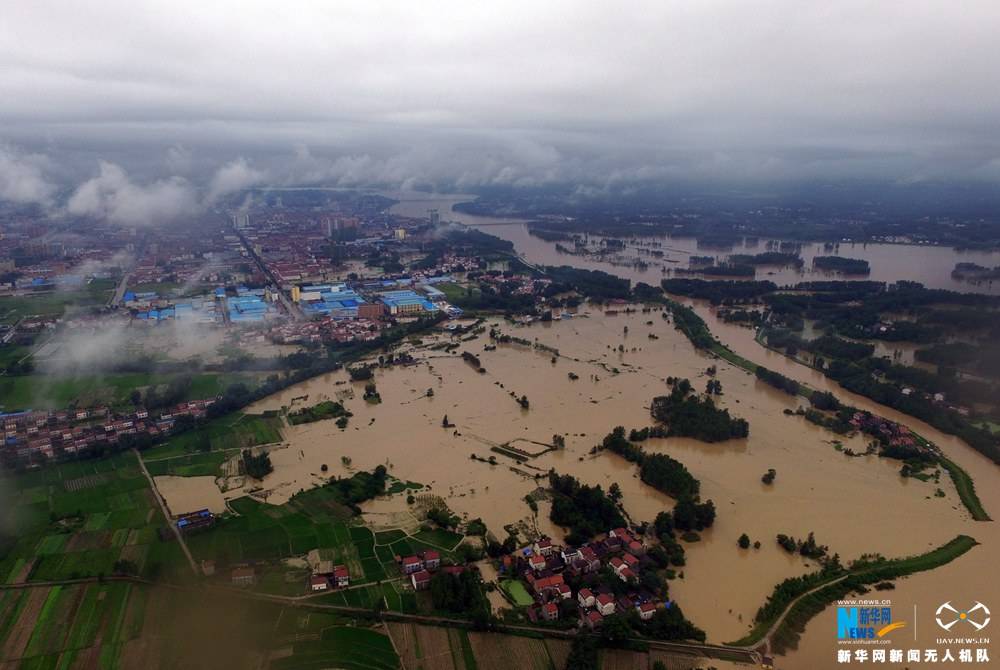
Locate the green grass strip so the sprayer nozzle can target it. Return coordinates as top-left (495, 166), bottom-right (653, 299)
top-left (727, 534), bottom-right (978, 647)
top-left (939, 457), bottom-right (990, 521)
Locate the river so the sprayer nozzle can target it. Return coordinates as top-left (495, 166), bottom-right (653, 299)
top-left (386, 191), bottom-right (1000, 295)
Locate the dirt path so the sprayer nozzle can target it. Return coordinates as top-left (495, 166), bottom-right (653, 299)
top-left (132, 449), bottom-right (197, 576)
top-left (736, 573), bottom-right (849, 657)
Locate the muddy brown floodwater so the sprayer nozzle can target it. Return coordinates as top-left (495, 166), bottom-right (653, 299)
top-left (150, 195), bottom-right (1000, 668)
top-left (391, 194), bottom-right (997, 669)
top-left (228, 307), bottom-right (996, 664)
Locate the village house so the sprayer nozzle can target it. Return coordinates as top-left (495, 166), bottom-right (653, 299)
top-left (333, 565), bottom-right (350, 588)
top-left (596, 594), bottom-right (616, 616)
top-left (637, 602), bottom-right (657, 620)
top-left (534, 537), bottom-right (554, 557)
top-left (586, 610), bottom-right (604, 629)
top-left (578, 588), bottom-right (595, 608)
top-left (411, 569), bottom-right (431, 590)
top-left (401, 555), bottom-right (423, 574)
top-left (541, 602), bottom-right (559, 621)
top-left (530, 574), bottom-right (565, 600)
top-left (231, 567), bottom-right (255, 586)
top-left (422, 550), bottom-right (440, 570)
top-left (310, 575), bottom-right (329, 592)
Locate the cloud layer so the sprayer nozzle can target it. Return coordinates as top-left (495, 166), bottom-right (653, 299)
top-left (2, 1), bottom-right (1000, 194)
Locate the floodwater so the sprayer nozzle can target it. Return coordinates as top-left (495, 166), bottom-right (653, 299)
top-left (389, 190), bottom-right (1000, 295)
top-left (379, 193), bottom-right (1000, 667)
top-left (149, 195), bottom-right (1000, 668)
top-left (154, 475), bottom-right (231, 515)
top-left (232, 309), bottom-right (987, 656)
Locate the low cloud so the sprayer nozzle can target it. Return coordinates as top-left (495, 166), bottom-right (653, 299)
top-left (0, 144), bottom-right (56, 206)
top-left (206, 157), bottom-right (266, 203)
top-left (66, 161), bottom-right (199, 226)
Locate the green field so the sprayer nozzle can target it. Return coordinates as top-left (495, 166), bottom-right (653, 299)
top-left (152, 412), bottom-right (283, 456)
top-left (0, 454), bottom-right (188, 584)
top-left (0, 371), bottom-right (261, 412)
top-left (0, 281), bottom-right (116, 325)
top-left (271, 625), bottom-right (399, 670)
top-left (0, 583), bottom-right (400, 669)
top-left (500, 579), bottom-right (534, 607)
top-left (143, 450), bottom-right (229, 477)
top-left (412, 528), bottom-right (464, 551)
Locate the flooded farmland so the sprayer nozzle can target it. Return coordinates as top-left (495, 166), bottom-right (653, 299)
top-left (384, 194), bottom-right (1000, 666)
top-left (208, 307), bottom-right (987, 652)
top-left (150, 195), bottom-right (1000, 667)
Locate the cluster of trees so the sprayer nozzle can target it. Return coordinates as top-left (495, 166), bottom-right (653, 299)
top-left (455, 281), bottom-right (537, 313)
top-left (347, 365), bottom-right (374, 381)
top-left (461, 351), bottom-right (484, 372)
top-left (776, 532), bottom-right (829, 560)
top-left (596, 427), bottom-right (702, 500)
top-left (803, 408), bottom-right (854, 435)
top-left (426, 507), bottom-right (460, 530)
top-left (676, 264), bottom-right (755, 278)
top-left (719, 308), bottom-right (765, 325)
top-left (729, 251), bottom-right (804, 267)
top-left (429, 570), bottom-right (491, 626)
top-left (813, 256), bottom-right (871, 274)
top-left (650, 380), bottom-right (749, 442)
top-left (766, 330), bottom-right (875, 362)
top-left (543, 265), bottom-right (632, 301)
top-left (137, 374), bottom-right (193, 411)
top-left (662, 278), bottom-right (777, 306)
top-left (754, 366), bottom-right (799, 395)
top-left (241, 449), bottom-right (273, 479)
top-left (548, 471), bottom-right (625, 544)
top-left (752, 557), bottom-right (845, 628)
top-left (665, 302), bottom-right (715, 350)
top-left (287, 400), bottom-right (352, 426)
top-left (362, 382), bottom-right (381, 403)
top-left (627, 426), bottom-right (668, 442)
top-left (325, 465), bottom-right (388, 510)
top-left (564, 636), bottom-right (599, 670)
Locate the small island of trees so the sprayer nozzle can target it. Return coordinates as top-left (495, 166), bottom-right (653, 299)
top-left (649, 378), bottom-right (749, 441)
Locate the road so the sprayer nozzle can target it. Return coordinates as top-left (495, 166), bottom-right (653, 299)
top-left (109, 246), bottom-right (142, 308)
top-left (132, 449), bottom-right (198, 576)
top-left (734, 574), bottom-right (849, 659)
top-left (232, 226), bottom-right (305, 321)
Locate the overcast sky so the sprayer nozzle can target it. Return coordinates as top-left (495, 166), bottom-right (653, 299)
top-left (2, 0), bottom-right (1000, 211)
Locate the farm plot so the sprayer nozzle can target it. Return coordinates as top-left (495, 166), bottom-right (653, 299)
top-left (601, 648), bottom-right (651, 670)
top-left (387, 623), bottom-right (458, 670)
top-left (468, 632), bottom-right (553, 670)
top-left (0, 586), bottom-right (51, 661)
top-left (544, 639), bottom-right (571, 670)
top-left (0, 454), bottom-right (168, 585)
top-left (269, 625), bottom-right (399, 670)
top-left (143, 450), bottom-right (228, 477)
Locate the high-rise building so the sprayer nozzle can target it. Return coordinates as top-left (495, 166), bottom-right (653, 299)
top-left (428, 209), bottom-right (440, 226)
top-left (233, 212), bottom-right (250, 229)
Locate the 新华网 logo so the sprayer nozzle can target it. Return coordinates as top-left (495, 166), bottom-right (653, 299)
top-left (837, 607), bottom-right (906, 639)
top-left (935, 602), bottom-right (991, 632)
